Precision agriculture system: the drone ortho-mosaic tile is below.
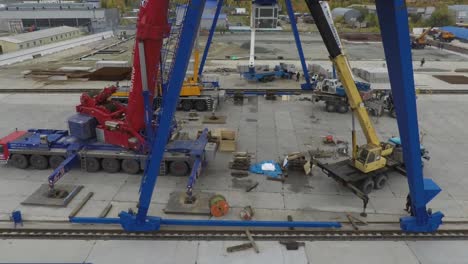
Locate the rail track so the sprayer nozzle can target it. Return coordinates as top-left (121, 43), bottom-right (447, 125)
top-left (2, 227), bottom-right (468, 241)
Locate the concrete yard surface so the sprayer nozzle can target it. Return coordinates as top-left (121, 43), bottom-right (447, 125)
top-left (0, 29), bottom-right (467, 264)
top-left (1, 93), bottom-right (468, 223)
top-left (2, 239), bottom-right (468, 264)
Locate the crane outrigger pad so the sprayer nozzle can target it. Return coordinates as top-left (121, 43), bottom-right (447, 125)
top-left (22, 184), bottom-right (83, 207)
top-left (163, 191), bottom-right (216, 215)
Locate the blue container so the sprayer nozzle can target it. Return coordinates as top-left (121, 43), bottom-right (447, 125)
top-left (68, 114), bottom-right (97, 140)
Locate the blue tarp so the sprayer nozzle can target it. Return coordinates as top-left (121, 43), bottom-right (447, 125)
top-left (441, 26), bottom-right (468, 41)
top-left (250, 160), bottom-right (283, 178)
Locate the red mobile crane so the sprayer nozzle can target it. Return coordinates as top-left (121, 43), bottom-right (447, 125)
top-left (77, 0), bottom-right (171, 150)
top-left (0, 0), bottom-right (211, 193)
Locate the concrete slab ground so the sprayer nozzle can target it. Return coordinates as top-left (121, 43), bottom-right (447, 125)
top-left (1, 93), bottom-right (468, 224)
top-left (1, 239), bottom-right (468, 264)
top-left (0, 31), bottom-right (467, 263)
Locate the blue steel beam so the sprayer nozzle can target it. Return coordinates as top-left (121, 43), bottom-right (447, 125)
top-left (127, 0), bottom-right (208, 230)
top-left (375, 0), bottom-right (443, 232)
top-left (70, 216), bottom-right (341, 228)
top-left (284, 0), bottom-right (312, 90)
top-left (198, 0), bottom-right (224, 77)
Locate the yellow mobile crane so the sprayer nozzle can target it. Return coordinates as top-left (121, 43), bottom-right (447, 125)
top-left (113, 38), bottom-right (220, 112)
top-left (411, 27), bottom-right (431, 49)
top-left (311, 1), bottom-right (394, 173)
top-left (304, 0), bottom-right (422, 213)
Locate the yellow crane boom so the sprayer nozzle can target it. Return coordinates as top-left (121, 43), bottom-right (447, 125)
top-left (306, 0), bottom-right (393, 173)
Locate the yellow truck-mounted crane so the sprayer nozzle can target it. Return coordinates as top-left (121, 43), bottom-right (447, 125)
top-left (180, 45), bottom-right (203, 97)
top-left (411, 27), bottom-right (431, 49)
top-left (431, 28), bottom-right (455, 43)
top-left (112, 39), bottom-right (220, 112)
top-left (311, 1), bottom-right (395, 174)
top-left (303, 0), bottom-right (426, 214)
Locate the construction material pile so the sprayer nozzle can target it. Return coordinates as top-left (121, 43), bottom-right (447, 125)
top-left (352, 67), bottom-right (389, 83)
top-left (308, 63), bottom-right (332, 79)
top-left (237, 64), bottom-right (269, 73)
top-left (230, 152), bottom-right (252, 171)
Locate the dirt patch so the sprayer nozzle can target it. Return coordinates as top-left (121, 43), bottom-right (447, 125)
top-left (339, 33), bottom-right (382, 42)
top-left (240, 41), bottom-right (270, 53)
top-left (88, 67), bottom-right (131, 81)
top-left (414, 68), bottom-right (451, 72)
top-left (433, 75), bottom-right (468, 84)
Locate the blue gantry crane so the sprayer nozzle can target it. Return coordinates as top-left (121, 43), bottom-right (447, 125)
top-left (71, 0), bottom-right (443, 233)
top-left (70, 0), bottom-right (341, 231)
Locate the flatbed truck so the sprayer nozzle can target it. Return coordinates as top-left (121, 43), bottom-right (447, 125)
top-left (311, 79), bottom-right (372, 113)
top-left (0, 122), bottom-right (212, 188)
top-left (316, 137), bottom-right (429, 211)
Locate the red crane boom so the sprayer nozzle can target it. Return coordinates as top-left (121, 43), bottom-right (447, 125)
top-left (76, 0), bottom-right (170, 150)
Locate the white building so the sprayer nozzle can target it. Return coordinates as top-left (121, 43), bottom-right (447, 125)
top-left (449, 5), bottom-right (468, 24)
top-left (0, 26), bottom-right (81, 54)
top-left (234, 8), bottom-right (246, 15)
top-left (0, 3), bottom-right (119, 33)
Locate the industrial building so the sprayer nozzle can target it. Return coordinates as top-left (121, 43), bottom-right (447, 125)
top-left (449, 5), bottom-right (468, 24)
top-left (0, 26), bottom-right (81, 53)
top-left (177, 0), bottom-right (228, 30)
top-left (0, 2), bottom-right (119, 33)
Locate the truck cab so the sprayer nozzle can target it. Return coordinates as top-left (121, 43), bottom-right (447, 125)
top-left (0, 130), bottom-right (27, 161)
top-left (0, 143), bottom-right (4, 161)
top-left (317, 79), bottom-right (339, 94)
top-left (388, 137), bottom-right (430, 163)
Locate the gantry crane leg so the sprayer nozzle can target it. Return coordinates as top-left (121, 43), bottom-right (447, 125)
top-left (375, 0), bottom-right (443, 232)
top-left (285, 0), bottom-right (312, 90)
top-left (199, 0), bottom-right (224, 76)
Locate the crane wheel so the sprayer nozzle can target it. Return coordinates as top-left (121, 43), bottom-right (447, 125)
top-left (210, 194), bottom-right (229, 217)
top-left (85, 158), bottom-right (100, 172)
top-left (360, 178), bottom-right (375, 195)
top-left (337, 105), bottom-right (349, 113)
top-left (374, 175), bottom-right (388, 190)
top-left (10, 154), bottom-right (29, 169)
top-left (325, 103), bottom-right (336, 112)
top-left (181, 100), bottom-right (193, 111)
top-left (194, 100), bottom-right (207, 112)
top-left (169, 161), bottom-right (189, 176)
top-left (49, 156), bottom-right (65, 169)
top-left (121, 159), bottom-right (140, 174)
top-left (30, 154), bottom-right (48, 170)
top-left (102, 158), bottom-right (121, 173)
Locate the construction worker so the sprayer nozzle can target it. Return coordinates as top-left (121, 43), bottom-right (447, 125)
top-left (296, 71), bottom-right (301, 82)
top-left (405, 194), bottom-right (414, 216)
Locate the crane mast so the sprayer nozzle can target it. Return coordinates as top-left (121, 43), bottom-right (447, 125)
top-left (76, 0), bottom-right (170, 150)
top-left (248, 1), bottom-right (256, 69)
top-left (127, 0), bottom-right (170, 132)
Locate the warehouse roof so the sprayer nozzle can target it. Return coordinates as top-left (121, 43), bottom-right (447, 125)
top-left (0, 26), bottom-right (79, 44)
